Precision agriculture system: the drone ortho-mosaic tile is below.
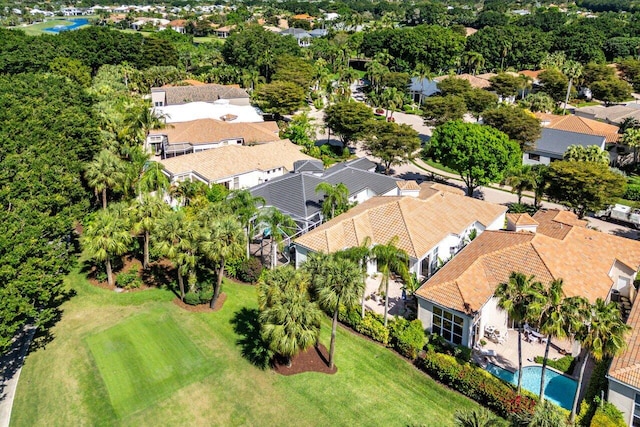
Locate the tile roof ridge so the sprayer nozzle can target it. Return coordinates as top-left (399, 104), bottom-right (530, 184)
top-left (527, 238), bottom-right (557, 282)
top-left (610, 362), bottom-right (640, 376)
top-left (396, 198), bottom-right (419, 258)
top-left (301, 172), bottom-right (309, 217)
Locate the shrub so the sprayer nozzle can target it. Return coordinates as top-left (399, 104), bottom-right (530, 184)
top-left (224, 257), bottom-right (243, 279)
top-left (184, 292), bottom-right (200, 306)
top-left (624, 184), bottom-right (640, 201)
top-left (389, 318), bottom-right (426, 359)
top-left (590, 402), bottom-right (626, 427)
top-left (199, 289), bottom-right (213, 304)
top-left (355, 311), bottom-right (389, 345)
top-left (417, 350), bottom-right (537, 418)
top-left (533, 355), bottom-right (575, 374)
top-left (115, 267), bottom-right (141, 289)
top-left (237, 257), bottom-right (264, 283)
top-left (338, 305), bottom-right (363, 329)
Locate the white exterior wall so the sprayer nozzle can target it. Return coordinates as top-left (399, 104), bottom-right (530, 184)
top-left (523, 153), bottom-right (552, 166)
top-left (609, 261), bottom-right (637, 300)
top-left (608, 378), bottom-right (636, 426)
top-left (485, 214), bottom-right (506, 231)
top-left (216, 167), bottom-right (284, 190)
top-left (294, 244), bottom-right (309, 269)
top-left (191, 139), bottom-right (243, 152)
top-left (417, 297), bottom-right (473, 347)
top-left (478, 297), bottom-right (508, 340)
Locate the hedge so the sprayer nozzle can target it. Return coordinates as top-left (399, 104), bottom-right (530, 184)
top-left (533, 355), bottom-right (575, 375)
top-left (590, 402), bottom-right (626, 427)
top-left (624, 184), bottom-right (640, 201)
top-left (416, 350), bottom-right (537, 418)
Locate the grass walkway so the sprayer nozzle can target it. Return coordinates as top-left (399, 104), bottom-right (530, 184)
top-left (12, 270), bottom-right (481, 426)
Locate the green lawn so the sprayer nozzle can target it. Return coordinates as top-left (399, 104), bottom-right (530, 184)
top-left (12, 269), bottom-right (481, 426)
top-left (85, 312), bottom-right (214, 418)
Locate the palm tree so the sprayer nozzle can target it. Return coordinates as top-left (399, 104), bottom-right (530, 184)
top-left (519, 93), bottom-right (555, 113)
top-left (201, 215), bottom-right (245, 308)
top-left (336, 236), bottom-right (372, 318)
top-left (494, 272), bottom-right (538, 395)
top-left (529, 279), bottom-right (584, 400)
top-left (372, 237), bottom-right (410, 326)
top-left (453, 408), bottom-right (502, 427)
top-left (257, 266), bottom-right (322, 367)
top-left (81, 206), bottom-right (133, 287)
top-left (130, 194), bottom-right (168, 269)
top-left (365, 60), bottom-right (389, 95)
top-left (412, 63), bottom-right (433, 107)
top-left (531, 164), bottom-right (549, 209)
top-left (570, 298), bottom-right (631, 422)
top-left (563, 144), bottom-right (610, 164)
top-left (315, 182), bottom-right (349, 220)
top-left (123, 100), bottom-right (168, 146)
top-left (85, 149), bottom-right (127, 210)
top-left (561, 60), bottom-right (582, 115)
top-left (529, 400), bottom-right (569, 427)
top-left (504, 165), bottom-right (535, 205)
top-left (260, 207), bottom-right (297, 269)
top-left (462, 51), bottom-right (485, 76)
top-left (306, 254), bottom-right (363, 368)
top-left (622, 127), bottom-right (640, 164)
top-left (227, 189), bottom-right (265, 258)
top-left (138, 161), bottom-right (170, 195)
top-left (381, 87), bottom-right (404, 119)
top-left (154, 210), bottom-right (201, 300)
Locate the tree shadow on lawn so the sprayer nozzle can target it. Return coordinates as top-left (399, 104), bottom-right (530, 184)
top-left (230, 307), bottom-right (273, 370)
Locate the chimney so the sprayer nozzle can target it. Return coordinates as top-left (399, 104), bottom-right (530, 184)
top-left (505, 213), bottom-right (538, 233)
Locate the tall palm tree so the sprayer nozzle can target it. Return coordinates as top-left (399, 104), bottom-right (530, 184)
top-left (123, 100), bottom-right (168, 146)
top-left (412, 63), bottom-right (433, 107)
top-left (306, 254), bottom-right (363, 368)
top-left (154, 210), bottom-right (201, 300)
top-left (529, 279), bottom-right (584, 400)
top-left (453, 408), bottom-right (502, 427)
top-left (85, 149), bottom-right (127, 210)
top-left (381, 87), bottom-right (403, 119)
top-left (504, 165), bottom-right (535, 205)
top-left (494, 272), bottom-right (539, 395)
top-left (372, 237), bottom-right (410, 326)
top-left (130, 194), bottom-right (169, 269)
top-left (81, 206), bottom-right (133, 287)
top-left (257, 266), bottom-right (322, 367)
top-left (531, 164), bottom-right (549, 209)
top-left (570, 298), bottom-right (631, 422)
top-left (138, 161), bottom-right (170, 195)
top-left (336, 236), bottom-right (372, 318)
top-left (462, 51), bottom-right (485, 76)
top-left (201, 215), bottom-right (245, 308)
top-left (228, 189), bottom-right (266, 258)
top-left (622, 127), bottom-right (640, 164)
top-left (260, 207), bottom-right (297, 269)
top-left (562, 60), bottom-right (582, 115)
top-left (315, 182), bottom-right (349, 220)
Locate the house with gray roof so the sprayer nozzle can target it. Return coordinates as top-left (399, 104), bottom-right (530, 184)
top-left (280, 28), bottom-right (312, 47)
top-left (523, 128), bottom-right (606, 166)
top-left (575, 104), bottom-right (640, 125)
top-left (250, 157), bottom-right (401, 232)
top-left (151, 83), bottom-right (250, 107)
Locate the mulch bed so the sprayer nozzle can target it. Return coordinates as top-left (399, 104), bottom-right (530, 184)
top-left (86, 257), bottom-right (174, 292)
top-left (273, 343), bottom-right (338, 376)
top-left (172, 293), bottom-right (227, 312)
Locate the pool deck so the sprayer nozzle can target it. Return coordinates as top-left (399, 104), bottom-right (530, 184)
top-left (473, 328), bottom-right (575, 373)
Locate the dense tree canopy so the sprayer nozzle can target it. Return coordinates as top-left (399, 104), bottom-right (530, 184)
top-left (0, 73), bottom-right (100, 352)
top-left (363, 121), bottom-right (421, 175)
top-left (482, 106), bottom-right (542, 151)
top-left (324, 101), bottom-right (374, 145)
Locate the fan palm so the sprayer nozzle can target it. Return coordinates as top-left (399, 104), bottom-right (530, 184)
top-left (129, 194), bottom-right (169, 269)
top-left (561, 60), bottom-right (582, 115)
top-left (453, 407), bottom-right (502, 427)
top-left (529, 279), bottom-right (584, 400)
top-left (336, 236), bottom-right (373, 318)
top-left (622, 127), bottom-right (640, 164)
top-left (81, 206), bottom-right (132, 287)
top-left (228, 189), bottom-right (266, 258)
top-left (257, 267), bottom-right (322, 366)
top-left (85, 149), bottom-right (127, 210)
top-left (372, 237), bottom-right (410, 326)
top-left (412, 63), bottom-right (433, 107)
top-left (260, 207), bottom-right (297, 269)
top-left (504, 166), bottom-right (535, 205)
top-left (570, 298), bottom-right (631, 422)
top-left (201, 215), bottom-right (245, 308)
top-left (494, 272), bottom-right (539, 395)
top-left (307, 255), bottom-right (362, 368)
top-left (138, 161), bottom-right (170, 195)
top-left (315, 182), bottom-right (349, 220)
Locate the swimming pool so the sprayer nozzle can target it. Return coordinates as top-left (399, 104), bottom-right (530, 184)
top-left (485, 363), bottom-right (578, 410)
top-left (44, 18), bottom-right (89, 33)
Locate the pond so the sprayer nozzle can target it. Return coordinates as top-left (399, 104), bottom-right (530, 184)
top-left (44, 18), bottom-right (89, 33)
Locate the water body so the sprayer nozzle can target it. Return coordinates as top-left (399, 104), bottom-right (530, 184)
top-left (44, 18), bottom-right (89, 33)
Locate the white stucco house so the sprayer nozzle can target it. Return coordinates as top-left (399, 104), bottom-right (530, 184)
top-left (293, 183), bottom-right (507, 278)
top-left (415, 210), bottom-right (640, 353)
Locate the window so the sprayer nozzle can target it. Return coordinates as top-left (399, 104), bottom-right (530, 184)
top-left (432, 306), bottom-right (464, 345)
top-left (528, 153), bottom-right (540, 161)
top-left (233, 177), bottom-right (239, 189)
top-left (154, 101), bottom-right (164, 107)
top-left (634, 394), bottom-right (640, 426)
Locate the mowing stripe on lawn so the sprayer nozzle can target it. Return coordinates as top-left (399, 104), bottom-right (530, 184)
top-left (85, 312), bottom-right (214, 418)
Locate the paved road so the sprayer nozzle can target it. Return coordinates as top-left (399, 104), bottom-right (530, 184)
top-left (308, 102), bottom-right (638, 240)
top-left (0, 325), bottom-right (36, 427)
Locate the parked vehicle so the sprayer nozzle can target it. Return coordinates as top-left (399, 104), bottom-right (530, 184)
top-left (595, 204), bottom-right (640, 228)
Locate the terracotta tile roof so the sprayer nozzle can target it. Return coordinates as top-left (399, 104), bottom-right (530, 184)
top-left (294, 186), bottom-right (506, 258)
top-left (610, 302), bottom-right (640, 388)
top-left (416, 209), bottom-right (640, 314)
top-left (149, 119), bottom-right (279, 145)
top-left (519, 70), bottom-right (544, 80)
top-left (434, 73), bottom-right (493, 89)
top-left (536, 112), bottom-right (620, 143)
top-left (397, 180), bottom-right (421, 191)
top-left (159, 139), bottom-right (313, 183)
top-left (427, 182), bottom-right (465, 196)
top-left (169, 19), bottom-right (187, 26)
top-left (507, 213), bottom-right (539, 226)
top-left (465, 27), bottom-right (478, 37)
